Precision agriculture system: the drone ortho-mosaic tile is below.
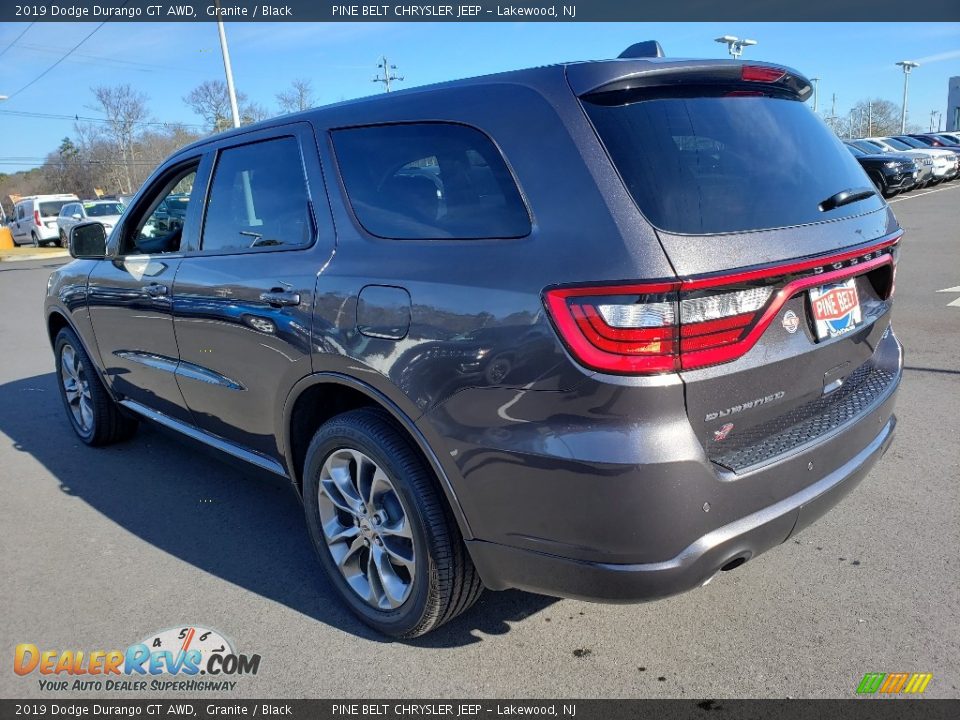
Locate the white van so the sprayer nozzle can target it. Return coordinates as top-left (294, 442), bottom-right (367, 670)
top-left (10, 194), bottom-right (79, 246)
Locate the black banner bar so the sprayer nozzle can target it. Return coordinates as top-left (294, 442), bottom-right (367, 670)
top-left (2, 700), bottom-right (960, 720)
top-left (2, 0), bottom-right (959, 23)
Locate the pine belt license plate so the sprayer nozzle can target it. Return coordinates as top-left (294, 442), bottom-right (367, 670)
top-left (809, 278), bottom-right (862, 340)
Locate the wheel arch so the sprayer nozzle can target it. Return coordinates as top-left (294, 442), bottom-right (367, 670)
top-left (281, 372), bottom-right (474, 540)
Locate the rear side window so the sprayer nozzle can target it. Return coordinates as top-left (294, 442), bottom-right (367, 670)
top-left (332, 123), bottom-right (530, 239)
top-left (201, 136), bottom-right (312, 253)
top-left (583, 93), bottom-right (883, 234)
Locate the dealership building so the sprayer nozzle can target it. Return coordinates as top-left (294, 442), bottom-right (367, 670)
top-left (949, 76), bottom-right (960, 131)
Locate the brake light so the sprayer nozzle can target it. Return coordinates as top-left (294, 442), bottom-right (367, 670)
top-left (34, 210), bottom-right (42, 226)
top-left (741, 65), bottom-right (786, 83)
top-left (544, 236), bottom-right (899, 375)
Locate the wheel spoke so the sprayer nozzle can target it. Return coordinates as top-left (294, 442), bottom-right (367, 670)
top-left (79, 397), bottom-right (93, 430)
top-left (322, 517), bottom-right (360, 544)
top-left (366, 468), bottom-right (393, 509)
top-left (372, 544), bottom-right (409, 608)
top-left (380, 536), bottom-right (415, 568)
top-left (333, 535), bottom-right (366, 569)
top-left (324, 463), bottom-right (364, 514)
top-left (379, 514), bottom-right (412, 539)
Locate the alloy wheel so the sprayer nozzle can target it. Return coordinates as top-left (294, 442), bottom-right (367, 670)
top-left (60, 343), bottom-right (93, 432)
top-left (317, 448), bottom-right (416, 610)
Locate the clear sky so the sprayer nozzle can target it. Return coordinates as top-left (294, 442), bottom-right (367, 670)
top-left (1, 21), bottom-right (958, 173)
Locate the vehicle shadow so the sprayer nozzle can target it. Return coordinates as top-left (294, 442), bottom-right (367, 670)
top-left (0, 372), bottom-right (555, 647)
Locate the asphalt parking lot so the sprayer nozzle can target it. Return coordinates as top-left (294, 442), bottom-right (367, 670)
top-left (1, 183), bottom-right (958, 700)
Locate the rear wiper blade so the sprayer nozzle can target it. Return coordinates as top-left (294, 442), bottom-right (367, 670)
top-left (818, 187), bottom-right (877, 212)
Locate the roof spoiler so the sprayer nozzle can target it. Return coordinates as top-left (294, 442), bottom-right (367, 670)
top-left (618, 41), bottom-right (665, 59)
top-left (570, 61), bottom-right (813, 103)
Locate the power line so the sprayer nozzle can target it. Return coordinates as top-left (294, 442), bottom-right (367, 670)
top-left (16, 43), bottom-right (184, 73)
top-left (0, 108), bottom-right (204, 129)
top-left (4, 21), bottom-right (111, 100)
top-left (0, 22), bottom-right (34, 59)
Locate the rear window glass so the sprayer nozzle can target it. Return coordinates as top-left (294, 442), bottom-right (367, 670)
top-left (40, 201), bottom-right (70, 217)
top-left (583, 94), bottom-right (883, 234)
top-left (85, 202), bottom-right (124, 216)
top-left (332, 123), bottom-right (530, 239)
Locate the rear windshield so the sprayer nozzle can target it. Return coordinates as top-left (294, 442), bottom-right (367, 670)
top-left (583, 93), bottom-right (883, 234)
top-left (39, 201), bottom-right (70, 217)
top-left (85, 202), bottom-right (123, 217)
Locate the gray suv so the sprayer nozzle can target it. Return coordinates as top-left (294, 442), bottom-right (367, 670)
top-left (46, 46), bottom-right (902, 638)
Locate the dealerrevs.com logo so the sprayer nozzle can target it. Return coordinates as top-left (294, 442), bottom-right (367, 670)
top-left (14, 625), bottom-right (261, 692)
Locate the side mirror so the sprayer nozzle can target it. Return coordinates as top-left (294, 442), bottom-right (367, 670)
top-left (69, 222), bottom-right (108, 259)
top-left (72, 213), bottom-right (82, 220)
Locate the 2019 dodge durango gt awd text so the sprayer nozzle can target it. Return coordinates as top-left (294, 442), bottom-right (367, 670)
top-left (46, 44), bottom-right (903, 638)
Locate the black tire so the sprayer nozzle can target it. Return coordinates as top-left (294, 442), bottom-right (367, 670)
top-left (302, 407), bottom-right (483, 638)
top-left (30, 232), bottom-right (39, 248)
top-left (54, 327), bottom-right (138, 446)
top-left (59, 230), bottom-right (68, 248)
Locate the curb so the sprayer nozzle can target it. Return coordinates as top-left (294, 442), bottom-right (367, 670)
top-left (0, 250), bottom-right (70, 263)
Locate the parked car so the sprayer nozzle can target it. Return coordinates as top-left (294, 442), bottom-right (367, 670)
top-left (897, 135), bottom-right (960, 170)
top-left (10, 194), bottom-right (79, 246)
top-left (46, 47), bottom-right (902, 638)
top-left (844, 143), bottom-right (918, 197)
top-left (850, 140), bottom-right (935, 187)
top-left (873, 137), bottom-right (958, 182)
top-left (906, 133), bottom-right (960, 150)
top-left (57, 200), bottom-right (125, 247)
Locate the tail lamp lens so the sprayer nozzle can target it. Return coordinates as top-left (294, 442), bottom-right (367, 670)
top-left (544, 238), bottom-right (899, 376)
top-left (34, 210), bottom-right (42, 226)
top-left (741, 65), bottom-right (787, 83)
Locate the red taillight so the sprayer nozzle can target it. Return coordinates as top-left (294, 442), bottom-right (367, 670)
top-left (34, 210), bottom-right (42, 226)
top-left (741, 65), bottom-right (786, 83)
top-left (543, 236), bottom-right (900, 376)
top-left (544, 282), bottom-right (680, 374)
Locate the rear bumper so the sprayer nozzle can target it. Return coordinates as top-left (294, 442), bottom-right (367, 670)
top-left (468, 414), bottom-right (896, 602)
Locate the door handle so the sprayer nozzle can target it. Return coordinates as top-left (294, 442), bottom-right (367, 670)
top-left (259, 289), bottom-right (301, 307)
top-left (144, 283), bottom-right (169, 297)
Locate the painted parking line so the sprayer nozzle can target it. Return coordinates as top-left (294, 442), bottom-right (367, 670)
top-left (936, 286), bottom-right (960, 308)
top-left (888, 182), bottom-right (960, 203)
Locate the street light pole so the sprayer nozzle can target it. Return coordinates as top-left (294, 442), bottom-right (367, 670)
top-left (714, 35), bottom-right (758, 60)
top-left (215, 1), bottom-right (241, 129)
top-left (896, 60), bottom-right (919, 134)
top-left (810, 77), bottom-right (820, 113)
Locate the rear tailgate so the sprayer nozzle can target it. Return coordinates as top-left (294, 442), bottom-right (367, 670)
top-left (571, 59), bottom-right (902, 470)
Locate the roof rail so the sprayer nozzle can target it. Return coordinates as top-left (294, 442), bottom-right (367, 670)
top-left (618, 41), bottom-right (665, 59)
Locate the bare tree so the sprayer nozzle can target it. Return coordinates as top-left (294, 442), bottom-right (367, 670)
top-left (845, 98), bottom-right (921, 138)
top-left (184, 80), bottom-right (269, 131)
top-left (184, 80), bottom-right (239, 132)
top-left (276, 79), bottom-right (315, 114)
top-left (89, 84), bottom-right (150, 194)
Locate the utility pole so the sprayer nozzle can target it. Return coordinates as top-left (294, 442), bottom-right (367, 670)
top-left (896, 60), bottom-right (919, 134)
top-left (373, 56), bottom-right (404, 93)
top-left (810, 77), bottom-right (820, 113)
top-left (214, 1), bottom-right (241, 128)
top-left (868, 102), bottom-right (873, 137)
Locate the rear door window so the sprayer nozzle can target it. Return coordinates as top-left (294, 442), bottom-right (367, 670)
top-left (583, 93), bottom-right (883, 234)
top-left (332, 123), bottom-right (530, 240)
top-left (200, 136), bottom-right (313, 253)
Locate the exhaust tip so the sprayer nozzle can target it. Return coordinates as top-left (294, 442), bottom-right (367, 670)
top-left (720, 556), bottom-right (748, 572)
